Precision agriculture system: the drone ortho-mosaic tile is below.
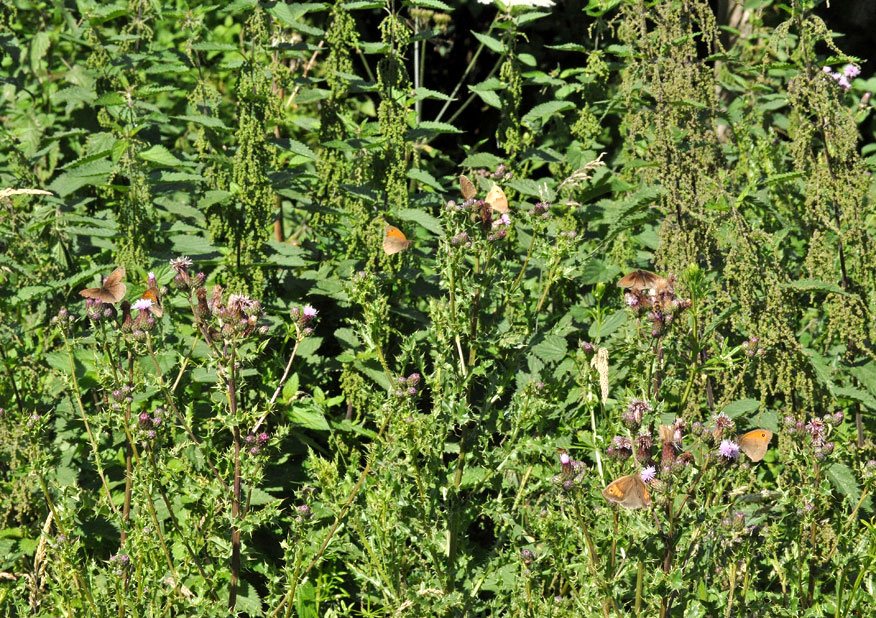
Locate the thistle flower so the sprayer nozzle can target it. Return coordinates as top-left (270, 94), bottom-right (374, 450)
top-left (718, 439), bottom-right (740, 460)
top-left (640, 466), bottom-right (656, 483)
top-left (133, 298), bottom-right (153, 312)
top-left (560, 452), bottom-right (572, 476)
top-left (521, 548), bottom-right (535, 565)
top-left (843, 64), bottom-right (861, 79)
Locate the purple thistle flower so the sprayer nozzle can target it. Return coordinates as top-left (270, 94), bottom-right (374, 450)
top-left (843, 64), bottom-right (861, 79)
top-left (640, 466), bottom-right (656, 483)
top-left (718, 439), bottom-right (740, 460)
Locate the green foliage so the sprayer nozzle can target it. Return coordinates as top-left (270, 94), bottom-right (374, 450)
top-left (2, 0), bottom-right (876, 616)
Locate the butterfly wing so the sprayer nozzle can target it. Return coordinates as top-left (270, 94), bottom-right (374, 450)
top-left (79, 266), bottom-right (127, 304)
top-left (142, 284), bottom-right (163, 317)
top-left (617, 270), bottom-right (659, 291)
top-left (603, 474), bottom-right (651, 509)
top-left (383, 225), bottom-right (411, 255)
top-left (460, 175), bottom-right (477, 200)
top-left (484, 185), bottom-right (509, 214)
top-left (739, 429), bottom-right (772, 462)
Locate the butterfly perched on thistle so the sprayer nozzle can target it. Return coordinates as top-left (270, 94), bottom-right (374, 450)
top-left (79, 267), bottom-right (127, 304)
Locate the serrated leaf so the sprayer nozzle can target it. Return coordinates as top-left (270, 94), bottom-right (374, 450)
top-left (139, 145), bottom-right (184, 167)
top-left (786, 278), bottom-right (854, 298)
top-left (397, 208), bottom-right (443, 236)
top-left (413, 120), bottom-right (461, 134)
top-left (833, 386), bottom-right (876, 411)
top-left (412, 87), bottom-right (453, 102)
top-left (722, 398), bottom-right (760, 418)
top-left (173, 114), bottom-right (229, 130)
top-left (406, 168), bottom-right (444, 192)
top-left (461, 152), bottom-right (503, 169)
top-left (531, 335), bottom-right (567, 364)
top-left (471, 31), bottom-right (505, 54)
top-left (826, 462), bottom-right (861, 507)
top-left (289, 401), bottom-right (330, 431)
top-left (522, 100), bottom-right (575, 125)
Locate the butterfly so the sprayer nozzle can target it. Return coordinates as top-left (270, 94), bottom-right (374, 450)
top-left (658, 424), bottom-right (682, 449)
top-left (602, 473), bottom-right (652, 509)
top-left (79, 267), bottom-right (127, 304)
top-left (738, 429), bottom-right (772, 462)
top-left (617, 269), bottom-right (664, 292)
top-left (460, 175), bottom-right (477, 201)
top-left (383, 225), bottom-right (411, 255)
top-left (141, 276), bottom-right (163, 318)
top-left (484, 184), bottom-right (509, 214)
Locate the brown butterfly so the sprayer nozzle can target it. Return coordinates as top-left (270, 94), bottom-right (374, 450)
top-left (738, 429), bottom-right (772, 462)
top-left (617, 269), bottom-right (665, 292)
top-left (484, 184), bottom-right (509, 214)
top-left (602, 473), bottom-right (652, 509)
top-left (141, 275), bottom-right (163, 318)
top-left (460, 175), bottom-right (477, 201)
top-left (658, 424), bottom-right (682, 449)
top-left (79, 267), bottom-right (127, 304)
top-left (382, 225), bottom-right (411, 255)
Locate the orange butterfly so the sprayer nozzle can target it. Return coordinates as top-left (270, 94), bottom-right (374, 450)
top-left (484, 184), bottom-right (509, 214)
top-left (738, 429), bottom-right (772, 462)
top-left (602, 473), bottom-right (652, 509)
top-left (141, 274), bottom-right (163, 317)
top-left (383, 225), bottom-right (411, 255)
top-left (460, 175), bottom-right (477, 201)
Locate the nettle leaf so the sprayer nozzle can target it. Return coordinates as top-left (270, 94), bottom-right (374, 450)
top-left (461, 152), bottom-right (503, 169)
top-left (531, 335), bottom-right (568, 364)
top-left (139, 145), bottom-right (185, 167)
top-left (173, 114), bottom-right (229, 130)
top-left (412, 87), bottom-right (454, 102)
top-left (398, 208), bottom-right (443, 236)
top-left (411, 0), bottom-right (453, 11)
top-left (471, 31), bottom-right (506, 54)
top-left (407, 168), bottom-right (444, 192)
top-left (288, 400), bottom-right (330, 431)
top-left (722, 398), bottom-right (760, 419)
top-left (522, 100), bottom-right (575, 126)
top-left (826, 462), bottom-right (863, 507)
top-left (833, 385), bottom-right (876, 411)
top-left (786, 278), bottom-right (855, 298)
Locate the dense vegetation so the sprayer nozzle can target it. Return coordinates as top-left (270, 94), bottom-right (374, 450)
top-left (2, 0), bottom-right (876, 615)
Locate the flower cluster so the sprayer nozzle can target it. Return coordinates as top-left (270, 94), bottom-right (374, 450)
top-left (607, 435), bottom-right (632, 461)
top-left (109, 553), bottom-right (131, 575)
top-left (84, 298), bottom-right (117, 323)
top-left (395, 373), bottom-right (422, 398)
top-left (623, 275), bottom-right (691, 337)
top-left (822, 64), bottom-right (860, 91)
top-left (474, 163), bottom-right (513, 181)
top-left (622, 398), bottom-right (651, 430)
top-left (194, 286), bottom-right (269, 341)
top-left (137, 407), bottom-right (165, 443)
top-left (291, 304), bottom-right (318, 339)
top-left (528, 201), bottom-right (551, 219)
top-left (741, 336), bottom-right (761, 357)
top-left (552, 451), bottom-right (587, 491)
top-left (450, 231), bottom-right (472, 248)
top-left (244, 432), bottom-right (270, 456)
top-left (51, 307), bottom-right (74, 331)
top-left (487, 213), bottom-right (511, 242)
top-left (110, 384), bottom-right (135, 409)
top-left (784, 412), bottom-right (842, 459)
top-left (170, 256), bottom-right (205, 291)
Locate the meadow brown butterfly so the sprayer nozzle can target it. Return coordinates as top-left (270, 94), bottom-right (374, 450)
top-left (617, 269), bottom-right (663, 292)
top-left (79, 267), bottom-right (127, 304)
top-left (141, 273), bottom-right (163, 318)
top-left (459, 175), bottom-right (477, 201)
top-left (484, 184), bottom-right (509, 214)
top-left (738, 429), bottom-right (772, 462)
top-left (602, 473), bottom-right (652, 509)
top-left (382, 225), bottom-right (411, 255)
